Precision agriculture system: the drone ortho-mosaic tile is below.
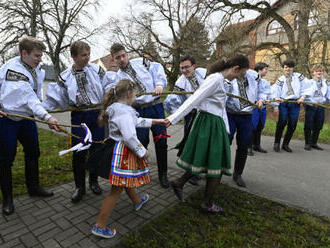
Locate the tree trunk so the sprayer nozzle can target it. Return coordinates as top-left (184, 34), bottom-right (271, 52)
top-left (296, 0), bottom-right (313, 76)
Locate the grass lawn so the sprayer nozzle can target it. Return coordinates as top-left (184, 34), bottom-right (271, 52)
top-left (2, 129), bottom-right (73, 198)
top-left (262, 119), bottom-right (330, 144)
top-left (118, 184), bottom-right (330, 248)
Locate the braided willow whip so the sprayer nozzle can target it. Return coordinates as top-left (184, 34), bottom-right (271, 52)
top-left (48, 91), bottom-right (260, 113)
top-left (267, 99), bottom-right (330, 109)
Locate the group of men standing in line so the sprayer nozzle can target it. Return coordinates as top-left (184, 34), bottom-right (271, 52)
top-left (0, 36), bottom-right (328, 216)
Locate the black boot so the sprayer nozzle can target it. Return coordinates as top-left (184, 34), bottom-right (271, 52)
top-left (25, 159), bottom-right (53, 197)
top-left (71, 151), bottom-right (87, 202)
top-left (232, 150), bottom-right (247, 187)
top-left (253, 129), bottom-right (267, 153)
top-left (0, 166), bottom-right (14, 215)
top-left (311, 130), bottom-right (323, 150)
top-left (89, 179), bottom-right (102, 195)
top-left (155, 144), bottom-right (169, 188)
top-left (282, 130), bottom-right (293, 153)
top-left (304, 129), bottom-right (312, 151)
top-left (273, 143), bottom-right (280, 152)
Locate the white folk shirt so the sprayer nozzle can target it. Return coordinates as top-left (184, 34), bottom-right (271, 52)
top-left (116, 58), bottom-right (167, 106)
top-left (107, 102), bottom-right (152, 158)
top-left (0, 56), bottom-right (51, 121)
top-left (163, 68), bottom-right (207, 114)
top-left (167, 72), bottom-right (229, 133)
top-left (42, 63), bottom-right (116, 110)
top-left (225, 69), bottom-right (265, 114)
top-left (305, 78), bottom-right (330, 104)
top-left (271, 72), bottom-right (312, 101)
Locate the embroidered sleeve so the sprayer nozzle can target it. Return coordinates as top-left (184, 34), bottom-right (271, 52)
top-left (173, 85), bottom-right (185, 92)
top-left (136, 117), bottom-right (152, 128)
top-left (298, 73), bottom-right (305, 82)
top-left (5, 69), bottom-right (29, 82)
top-left (116, 114), bottom-right (147, 157)
top-left (57, 75), bottom-right (67, 89)
top-left (98, 66), bottom-right (106, 81)
top-left (276, 79), bottom-right (284, 87)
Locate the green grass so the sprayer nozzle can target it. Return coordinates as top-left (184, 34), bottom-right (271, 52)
top-left (118, 184), bottom-right (330, 248)
top-left (262, 119), bottom-right (330, 144)
top-left (3, 129), bottom-right (73, 198)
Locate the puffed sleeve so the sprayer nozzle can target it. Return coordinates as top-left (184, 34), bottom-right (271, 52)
top-left (114, 114), bottom-right (147, 158)
top-left (299, 75), bottom-right (313, 98)
top-left (42, 82), bottom-right (70, 111)
top-left (163, 94), bottom-right (185, 114)
top-left (167, 73), bottom-right (220, 125)
top-left (102, 71), bottom-right (119, 94)
top-left (2, 81), bottom-right (51, 120)
top-left (259, 79), bottom-right (271, 101)
top-left (150, 62), bottom-right (167, 89)
top-left (271, 81), bottom-right (282, 108)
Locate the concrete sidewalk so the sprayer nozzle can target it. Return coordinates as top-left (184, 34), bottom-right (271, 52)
top-left (0, 124), bottom-right (329, 247)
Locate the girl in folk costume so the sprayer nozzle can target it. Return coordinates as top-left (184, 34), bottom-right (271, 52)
top-left (303, 64), bottom-right (330, 151)
top-left (88, 79), bottom-right (166, 238)
top-left (165, 55), bottom-right (250, 213)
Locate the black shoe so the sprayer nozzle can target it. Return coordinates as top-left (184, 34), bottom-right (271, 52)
top-left (233, 174), bottom-right (246, 188)
top-left (89, 182), bottom-right (102, 195)
top-left (247, 148), bottom-right (254, 156)
top-left (28, 187), bottom-right (54, 197)
top-left (304, 144), bottom-right (312, 151)
top-left (170, 182), bottom-right (184, 202)
top-left (71, 188), bottom-right (86, 203)
top-left (253, 145), bottom-right (267, 153)
top-left (273, 143), bottom-right (280, 152)
top-left (282, 145), bottom-right (292, 153)
top-left (312, 144), bottom-right (323, 150)
top-left (188, 175), bottom-right (201, 186)
top-left (2, 198), bottom-right (14, 216)
top-left (159, 175), bottom-right (170, 189)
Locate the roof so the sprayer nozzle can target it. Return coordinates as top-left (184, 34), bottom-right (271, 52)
top-left (91, 54), bottom-right (118, 71)
top-left (216, 0), bottom-right (285, 43)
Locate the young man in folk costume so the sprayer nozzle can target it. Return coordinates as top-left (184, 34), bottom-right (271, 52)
top-left (271, 60), bottom-right (313, 153)
top-left (42, 41), bottom-right (117, 203)
top-left (225, 69), bottom-right (267, 187)
top-left (248, 62), bottom-right (271, 156)
top-left (0, 36), bottom-right (59, 215)
top-left (110, 43), bottom-right (170, 188)
top-left (303, 64), bottom-right (330, 151)
top-left (164, 54), bottom-right (207, 185)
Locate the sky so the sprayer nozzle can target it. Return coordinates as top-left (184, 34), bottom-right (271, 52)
top-left (88, 0), bottom-right (275, 61)
top-left (89, 0), bottom-right (131, 60)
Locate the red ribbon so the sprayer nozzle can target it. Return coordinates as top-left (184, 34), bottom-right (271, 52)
top-left (153, 130), bottom-right (171, 144)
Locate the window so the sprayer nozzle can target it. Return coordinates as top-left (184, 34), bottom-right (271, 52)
top-left (267, 20), bottom-right (284, 35)
top-left (308, 9), bottom-right (318, 26)
top-left (294, 9), bottom-right (319, 29)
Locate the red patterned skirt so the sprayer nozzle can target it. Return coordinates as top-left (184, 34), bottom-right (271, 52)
top-left (87, 139), bottom-right (150, 188)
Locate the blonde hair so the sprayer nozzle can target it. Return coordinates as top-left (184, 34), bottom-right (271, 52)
top-left (98, 79), bottom-right (137, 126)
top-left (311, 64), bottom-right (324, 72)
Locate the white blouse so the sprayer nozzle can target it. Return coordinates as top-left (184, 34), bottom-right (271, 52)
top-left (167, 72), bottom-right (229, 133)
top-left (107, 102), bottom-right (152, 158)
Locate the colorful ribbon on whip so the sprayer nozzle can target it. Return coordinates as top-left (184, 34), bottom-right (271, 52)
top-left (59, 123), bottom-right (92, 156)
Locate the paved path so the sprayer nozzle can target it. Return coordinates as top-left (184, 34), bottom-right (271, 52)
top-left (0, 122), bottom-right (329, 247)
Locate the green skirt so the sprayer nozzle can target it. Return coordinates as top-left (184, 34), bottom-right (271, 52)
top-left (176, 111), bottom-right (231, 178)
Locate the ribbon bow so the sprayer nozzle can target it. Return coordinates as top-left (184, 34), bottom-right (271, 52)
top-left (153, 130), bottom-right (171, 144)
top-left (59, 123), bottom-right (92, 156)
